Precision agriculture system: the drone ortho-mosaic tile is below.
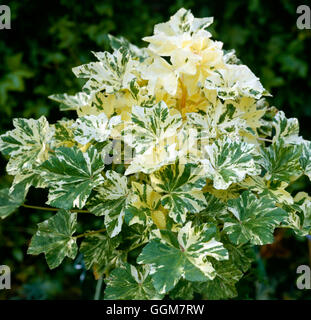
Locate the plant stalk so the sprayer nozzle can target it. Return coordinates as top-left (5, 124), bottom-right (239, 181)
top-left (94, 277), bottom-right (103, 300)
top-left (22, 203), bottom-right (89, 213)
top-left (74, 229), bottom-right (106, 239)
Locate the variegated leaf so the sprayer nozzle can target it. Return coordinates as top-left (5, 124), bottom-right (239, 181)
top-left (223, 191), bottom-right (287, 245)
top-left (108, 34), bottom-right (148, 61)
top-left (193, 259), bottom-right (243, 300)
top-left (260, 139), bottom-right (303, 183)
top-left (72, 47), bottom-right (137, 94)
top-left (201, 137), bottom-right (260, 190)
top-left (285, 193), bottom-right (311, 237)
top-left (143, 8), bottom-right (213, 57)
top-left (88, 170), bottom-right (128, 237)
top-left (224, 240), bottom-right (254, 273)
top-left (150, 162), bottom-right (207, 223)
top-left (139, 56), bottom-right (179, 95)
top-left (186, 101), bottom-right (247, 141)
top-left (72, 113), bottom-right (121, 146)
top-left (137, 222), bottom-right (228, 294)
top-left (125, 182), bottom-right (162, 228)
top-left (28, 210), bottom-right (78, 269)
top-left (49, 91), bottom-right (111, 117)
top-left (204, 64), bottom-right (266, 100)
top-left (186, 98), bottom-right (264, 143)
top-left (0, 185), bottom-right (25, 219)
top-left (195, 192), bottom-right (228, 224)
top-left (239, 176), bottom-right (293, 205)
top-left (0, 116), bottom-right (52, 175)
top-left (169, 279), bottom-right (194, 300)
top-left (105, 263), bottom-right (163, 300)
top-left (80, 233), bottom-right (123, 278)
top-left (203, 179), bottom-right (242, 201)
top-left (123, 101), bottom-right (182, 175)
top-left (298, 197), bottom-right (311, 236)
top-left (9, 171), bottom-right (48, 197)
top-left (40, 146), bottom-right (105, 209)
top-left (51, 120), bottom-right (76, 149)
top-left (300, 140), bottom-right (311, 181)
top-left (123, 101), bottom-right (182, 155)
top-left (272, 111), bottom-right (302, 145)
top-left (124, 143), bottom-right (179, 175)
top-left (49, 92), bottom-right (92, 111)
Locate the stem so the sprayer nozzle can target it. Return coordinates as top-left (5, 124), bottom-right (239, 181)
top-left (179, 78), bottom-right (187, 110)
top-left (257, 137), bottom-right (273, 143)
top-left (94, 277), bottom-right (103, 300)
top-left (22, 204), bottom-right (89, 213)
top-left (74, 228), bottom-right (106, 239)
top-left (128, 242), bottom-right (145, 252)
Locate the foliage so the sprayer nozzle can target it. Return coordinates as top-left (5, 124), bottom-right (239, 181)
top-left (1, 8), bottom-right (311, 300)
top-left (1, 1), bottom-right (311, 300)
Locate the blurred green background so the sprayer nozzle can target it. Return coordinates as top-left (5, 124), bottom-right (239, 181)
top-left (1, 0), bottom-right (311, 299)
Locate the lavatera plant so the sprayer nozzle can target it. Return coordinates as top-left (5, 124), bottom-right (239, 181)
top-left (1, 8), bottom-right (311, 300)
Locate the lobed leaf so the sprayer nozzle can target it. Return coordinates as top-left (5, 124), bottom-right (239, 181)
top-left (28, 210), bottom-right (78, 269)
top-left (40, 146), bottom-right (105, 209)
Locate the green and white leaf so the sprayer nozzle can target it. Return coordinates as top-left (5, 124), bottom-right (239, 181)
top-left (80, 233), bottom-right (123, 277)
top-left (49, 91), bottom-right (92, 112)
top-left (123, 101), bottom-right (182, 155)
top-left (9, 171), bottom-right (48, 199)
top-left (28, 210), bottom-right (78, 269)
top-left (88, 170), bottom-right (128, 237)
top-left (122, 222), bottom-right (156, 251)
top-left (201, 137), bottom-right (260, 189)
top-left (204, 64), bottom-right (265, 100)
top-left (143, 8), bottom-right (213, 56)
top-left (50, 120), bottom-right (76, 149)
top-left (137, 222), bottom-right (228, 294)
top-left (223, 191), bottom-right (287, 245)
top-left (72, 47), bottom-right (137, 94)
top-left (169, 279), bottom-right (194, 300)
top-left (196, 192), bottom-right (228, 223)
top-left (0, 185), bottom-right (25, 219)
top-left (124, 143), bottom-right (179, 175)
top-left (40, 146), bottom-right (105, 209)
top-left (193, 260), bottom-right (243, 300)
top-left (300, 140), bottom-right (311, 181)
top-left (239, 176), bottom-right (294, 205)
top-left (186, 101), bottom-right (247, 141)
top-left (0, 116), bottom-right (52, 175)
top-left (105, 263), bottom-right (163, 300)
top-left (49, 91), bottom-right (109, 116)
top-left (108, 34), bottom-right (148, 61)
top-left (260, 139), bottom-right (303, 183)
top-left (139, 56), bottom-right (179, 95)
top-left (285, 193), bottom-right (311, 236)
top-left (224, 241), bottom-right (254, 273)
top-left (72, 113), bottom-right (121, 145)
top-left (272, 111), bottom-right (302, 145)
top-left (124, 182), bottom-right (161, 228)
top-left (150, 162), bottom-right (207, 223)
